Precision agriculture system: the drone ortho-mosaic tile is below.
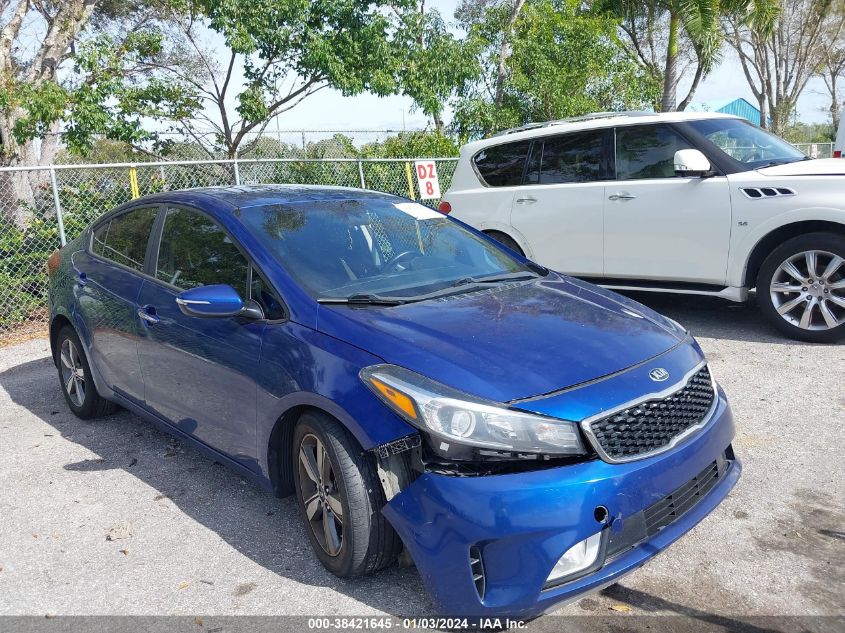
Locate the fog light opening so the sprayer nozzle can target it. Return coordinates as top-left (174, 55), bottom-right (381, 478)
top-left (545, 530), bottom-right (606, 587)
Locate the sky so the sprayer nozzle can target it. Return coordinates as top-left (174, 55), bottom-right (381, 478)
top-left (262, 0), bottom-right (835, 132)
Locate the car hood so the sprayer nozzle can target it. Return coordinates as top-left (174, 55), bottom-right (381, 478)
top-left (758, 158), bottom-right (845, 176)
top-left (316, 275), bottom-right (687, 402)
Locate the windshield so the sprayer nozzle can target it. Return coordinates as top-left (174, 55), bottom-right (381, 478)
top-left (688, 118), bottom-right (806, 170)
top-left (239, 197), bottom-right (536, 301)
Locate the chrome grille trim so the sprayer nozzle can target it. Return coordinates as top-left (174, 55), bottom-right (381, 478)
top-left (579, 361), bottom-right (717, 464)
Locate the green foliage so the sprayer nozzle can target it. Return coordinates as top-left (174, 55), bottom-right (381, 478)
top-left (0, 184), bottom-right (116, 329)
top-left (192, 0), bottom-right (412, 125)
top-left (453, 0), bottom-right (659, 138)
top-left (361, 131), bottom-right (459, 159)
top-left (2, 30), bottom-right (199, 158)
top-left (392, 6), bottom-right (479, 124)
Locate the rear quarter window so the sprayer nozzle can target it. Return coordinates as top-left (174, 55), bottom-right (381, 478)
top-left (473, 140), bottom-right (532, 187)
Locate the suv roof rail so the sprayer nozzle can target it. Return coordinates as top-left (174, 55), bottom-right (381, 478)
top-left (491, 111), bottom-right (655, 137)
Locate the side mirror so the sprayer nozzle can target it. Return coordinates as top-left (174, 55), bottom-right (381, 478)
top-left (674, 149), bottom-right (713, 177)
top-left (175, 284), bottom-right (264, 320)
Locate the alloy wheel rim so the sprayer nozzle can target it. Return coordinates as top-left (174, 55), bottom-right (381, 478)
top-left (770, 250), bottom-right (845, 331)
top-left (60, 339), bottom-right (86, 407)
top-left (297, 433), bottom-right (344, 556)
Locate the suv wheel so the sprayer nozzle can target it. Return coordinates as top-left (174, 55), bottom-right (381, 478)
top-left (55, 325), bottom-right (118, 418)
top-left (292, 411), bottom-right (402, 577)
top-left (484, 230), bottom-right (524, 256)
top-left (757, 233), bottom-right (845, 342)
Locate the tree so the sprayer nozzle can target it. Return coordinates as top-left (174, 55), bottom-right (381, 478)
top-left (453, 0), bottom-right (659, 138)
top-left (725, 0), bottom-right (835, 134)
top-left (596, 0), bottom-right (772, 112)
top-left (392, 2), bottom-right (478, 134)
top-left (817, 0), bottom-right (845, 129)
top-left (142, 0), bottom-right (415, 159)
top-left (0, 0), bottom-right (196, 227)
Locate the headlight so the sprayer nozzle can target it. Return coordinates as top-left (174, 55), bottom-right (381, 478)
top-left (360, 364), bottom-right (586, 457)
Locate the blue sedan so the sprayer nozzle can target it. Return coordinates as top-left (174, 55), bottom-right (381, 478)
top-left (47, 185), bottom-right (740, 618)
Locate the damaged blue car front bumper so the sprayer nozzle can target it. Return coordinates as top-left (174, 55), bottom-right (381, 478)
top-left (382, 390), bottom-right (740, 619)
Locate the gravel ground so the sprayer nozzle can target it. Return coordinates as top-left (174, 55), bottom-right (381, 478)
top-left (0, 293), bottom-right (843, 627)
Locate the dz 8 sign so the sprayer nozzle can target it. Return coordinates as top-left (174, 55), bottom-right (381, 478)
top-left (414, 160), bottom-right (441, 200)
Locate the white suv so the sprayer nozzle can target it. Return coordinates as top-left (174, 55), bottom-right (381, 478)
top-left (440, 112), bottom-right (845, 342)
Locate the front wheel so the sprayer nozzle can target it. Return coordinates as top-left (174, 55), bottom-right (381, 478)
top-left (292, 411), bottom-right (402, 577)
top-left (756, 233), bottom-right (845, 343)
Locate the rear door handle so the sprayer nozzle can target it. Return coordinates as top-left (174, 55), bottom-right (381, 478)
top-left (608, 193), bottom-right (637, 201)
top-left (515, 196), bottom-right (537, 204)
top-left (137, 306), bottom-right (160, 325)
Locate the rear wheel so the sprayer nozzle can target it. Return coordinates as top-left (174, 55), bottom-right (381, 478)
top-left (756, 233), bottom-right (845, 342)
top-left (484, 230), bottom-right (524, 256)
top-left (55, 326), bottom-right (118, 418)
top-left (292, 411), bottom-right (401, 577)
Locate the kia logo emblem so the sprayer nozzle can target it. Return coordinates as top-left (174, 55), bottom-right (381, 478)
top-left (649, 368), bottom-right (670, 382)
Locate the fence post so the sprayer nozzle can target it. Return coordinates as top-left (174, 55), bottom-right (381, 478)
top-left (404, 161), bottom-right (415, 200)
top-left (357, 160), bottom-right (366, 189)
top-left (233, 158), bottom-right (241, 185)
top-left (50, 167), bottom-right (67, 247)
top-left (128, 165), bottom-right (140, 199)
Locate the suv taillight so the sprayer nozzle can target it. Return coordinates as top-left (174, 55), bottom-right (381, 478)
top-left (834, 150), bottom-right (842, 158)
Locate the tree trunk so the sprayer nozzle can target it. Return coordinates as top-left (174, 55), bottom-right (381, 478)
top-left (433, 112), bottom-right (445, 135)
top-left (494, 0), bottom-right (526, 107)
top-left (661, 13), bottom-right (680, 112)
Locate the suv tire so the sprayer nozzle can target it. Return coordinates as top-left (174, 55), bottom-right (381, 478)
top-left (484, 230), bottom-right (524, 256)
top-left (756, 232), bottom-right (845, 343)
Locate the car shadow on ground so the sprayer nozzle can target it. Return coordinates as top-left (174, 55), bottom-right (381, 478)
top-left (0, 354), bottom-right (433, 617)
top-left (618, 290), bottom-right (820, 345)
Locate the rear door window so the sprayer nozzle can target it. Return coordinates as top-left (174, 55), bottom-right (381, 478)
top-left (615, 124), bottom-right (694, 180)
top-left (538, 131), bottom-right (605, 184)
top-left (91, 207), bottom-right (158, 272)
top-left (473, 140), bottom-right (532, 187)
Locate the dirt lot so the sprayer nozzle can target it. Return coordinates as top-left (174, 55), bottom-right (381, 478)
top-left (0, 293), bottom-right (843, 629)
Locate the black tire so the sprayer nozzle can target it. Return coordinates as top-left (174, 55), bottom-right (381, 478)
top-left (484, 230), bottom-right (524, 256)
top-left (756, 232), bottom-right (845, 343)
top-left (55, 325), bottom-right (118, 418)
top-left (292, 411), bottom-right (402, 577)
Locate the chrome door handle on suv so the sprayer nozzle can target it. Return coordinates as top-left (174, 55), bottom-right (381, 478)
top-left (608, 193), bottom-right (637, 201)
top-left (515, 196), bottom-right (537, 204)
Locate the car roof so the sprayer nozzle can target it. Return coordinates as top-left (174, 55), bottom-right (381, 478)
top-left (462, 111), bottom-right (742, 154)
top-left (134, 184), bottom-right (399, 210)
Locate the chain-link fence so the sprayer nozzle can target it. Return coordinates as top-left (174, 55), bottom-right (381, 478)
top-left (793, 142), bottom-right (835, 159)
top-left (0, 157), bottom-right (458, 341)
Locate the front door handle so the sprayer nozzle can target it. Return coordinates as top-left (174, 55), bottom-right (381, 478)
top-left (608, 193), bottom-right (637, 201)
top-left (515, 196), bottom-right (537, 204)
top-left (137, 306), bottom-right (160, 325)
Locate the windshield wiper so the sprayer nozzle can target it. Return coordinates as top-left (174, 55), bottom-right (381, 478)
top-left (450, 271), bottom-right (540, 287)
top-left (317, 293), bottom-right (406, 306)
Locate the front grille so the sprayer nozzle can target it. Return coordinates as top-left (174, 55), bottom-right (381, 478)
top-left (587, 365), bottom-right (715, 461)
top-left (643, 458), bottom-right (722, 536)
top-left (607, 450), bottom-right (731, 558)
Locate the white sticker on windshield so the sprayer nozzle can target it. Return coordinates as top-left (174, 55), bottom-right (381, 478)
top-left (393, 202), bottom-right (442, 220)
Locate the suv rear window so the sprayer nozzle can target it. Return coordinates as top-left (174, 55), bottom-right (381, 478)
top-left (473, 140), bottom-right (531, 187)
top-left (91, 207), bottom-right (158, 271)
